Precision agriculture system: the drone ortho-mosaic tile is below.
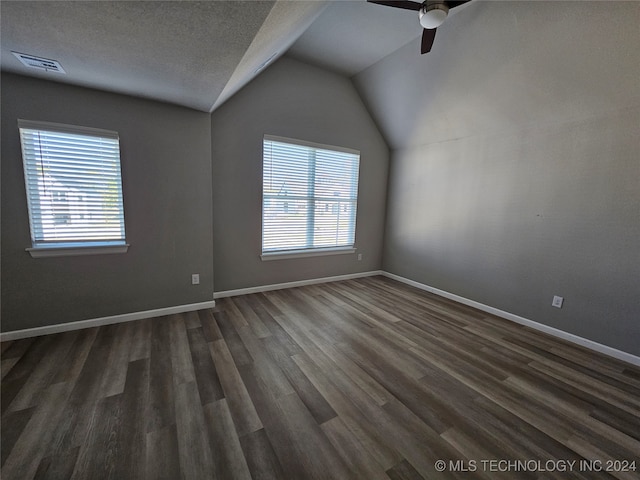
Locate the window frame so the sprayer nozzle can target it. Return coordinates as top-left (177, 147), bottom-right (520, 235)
top-left (18, 119), bottom-right (129, 258)
top-left (261, 134), bottom-right (360, 260)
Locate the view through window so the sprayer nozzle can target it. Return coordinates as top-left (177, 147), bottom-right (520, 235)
top-left (262, 135), bottom-right (360, 254)
top-left (19, 120), bottom-right (127, 251)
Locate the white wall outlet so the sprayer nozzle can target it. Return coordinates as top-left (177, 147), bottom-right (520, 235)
top-left (552, 295), bottom-right (564, 308)
top-left (357, 253), bottom-right (363, 261)
top-left (191, 273), bottom-right (200, 285)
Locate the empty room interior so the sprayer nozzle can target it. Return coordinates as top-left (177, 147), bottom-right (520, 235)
top-left (1, 1), bottom-right (639, 479)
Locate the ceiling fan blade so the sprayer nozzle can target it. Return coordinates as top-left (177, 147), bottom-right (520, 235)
top-left (367, 0), bottom-right (422, 12)
top-left (447, 0), bottom-right (472, 9)
top-left (421, 28), bottom-right (436, 54)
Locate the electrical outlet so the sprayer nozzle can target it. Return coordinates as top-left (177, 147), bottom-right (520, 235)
top-left (552, 295), bottom-right (563, 308)
top-left (357, 253), bottom-right (362, 261)
top-left (191, 273), bottom-right (200, 285)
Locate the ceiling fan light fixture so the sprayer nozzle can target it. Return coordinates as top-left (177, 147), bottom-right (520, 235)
top-left (419, 1), bottom-right (449, 29)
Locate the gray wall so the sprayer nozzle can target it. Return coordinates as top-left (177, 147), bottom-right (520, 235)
top-left (211, 56), bottom-right (389, 291)
top-left (354, 1), bottom-right (640, 355)
top-left (1, 73), bottom-right (214, 332)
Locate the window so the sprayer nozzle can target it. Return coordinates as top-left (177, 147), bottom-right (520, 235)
top-left (262, 135), bottom-right (360, 259)
top-left (18, 120), bottom-right (128, 257)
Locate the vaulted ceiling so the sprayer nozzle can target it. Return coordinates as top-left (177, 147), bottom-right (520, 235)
top-left (0, 0), bottom-right (450, 112)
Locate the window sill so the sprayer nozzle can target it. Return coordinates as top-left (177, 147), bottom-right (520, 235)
top-left (26, 243), bottom-right (130, 258)
top-left (261, 247), bottom-right (356, 261)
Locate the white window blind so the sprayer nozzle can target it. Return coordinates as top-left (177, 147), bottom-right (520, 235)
top-left (18, 120), bottom-right (127, 249)
top-left (262, 135), bottom-right (360, 254)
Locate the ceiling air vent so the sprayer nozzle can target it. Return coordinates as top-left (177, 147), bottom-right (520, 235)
top-left (12, 52), bottom-right (66, 74)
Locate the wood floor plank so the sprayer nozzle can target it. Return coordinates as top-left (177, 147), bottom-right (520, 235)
top-left (340, 339), bottom-right (467, 435)
top-left (253, 302), bottom-right (303, 356)
top-left (114, 358), bottom-right (149, 480)
top-left (182, 310), bottom-right (202, 330)
top-left (408, 342), bottom-right (583, 442)
top-left (251, 291), bottom-right (285, 320)
top-left (268, 390), bottom-right (354, 479)
top-left (1, 340), bottom-right (15, 355)
top-left (174, 381), bottom-right (215, 479)
top-left (291, 351), bottom-right (403, 471)
top-left (260, 335), bottom-right (337, 425)
top-left (129, 317), bottom-right (152, 361)
top-left (223, 330), bottom-right (254, 367)
top-left (323, 281), bottom-right (404, 325)
top-left (515, 335), bottom-right (640, 395)
top-left (274, 311), bottom-right (395, 407)
top-left (528, 360), bottom-right (640, 415)
top-left (238, 360), bottom-right (354, 479)
top-left (212, 309), bottom-right (236, 339)
top-left (209, 339), bottom-right (263, 436)
top-left (590, 407), bottom-right (640, 442)
top-left (235, 323), bottom-right (295, 399)
top-left (5, 330), bottom-right (75, 411)
top-left (187, 327), bottom-right (224, 405)
top-left (168, 314), bottom-right (196, 386)
top-left (203, 398), bottom-right (252, 480)
top-left (46, 324), bottom-right (118, 455)
top-left (2, 382), bottom-right (73, 480)
top-left (145, 425), bottom-right (181, 480)
top-left (440, 427), bottom-right (510, 480)
top-left (98, 322), bottom-right (134, 398)
top-left (321, 416), bottom-right (390, 480)
top-left (236, 363), bottom-right (308, 479)
top-left (1, 407), bottom-right (35, 467)
top-left (70, 393), bottom-right (121, 480)
top-left (1, 337), bottom-right (35, 360)
top-left (1, 358), bottom-right (19, 381)
top-left (504, 374), bottom-right (640, 454)
top-left (199, 308), bottom-right (223, 342)
top-left (1, 336), bottom-right (55, 414)
top-left (219, 297), bottom-right (249, 331)
top-left (565, 435), bottom-right (640, 480)
top-left (622, 368), bottom-right (640, 381)
top-left (305, 300), bottom-right (430, 380)
top-left (2, 276), bottom-right (639, 480)
top-left (51, 327), bottom-right (98, 384)
top-left (213, 310), bottom-right (254, 366)
top-left (146, 317), bottom-right (175, 434)
top-left (239, 428), bottom-right (287, 480)
top-left (468, 396), bottom-right (591, 479)
top-left (34, 446), bottom-right (80, 480)
top-left (379, 398), bottom-right (488, 480)
top-left (231, 296), bottom-right (271, 339)
top-left (316, 341), bottom-right (395, 406)
top-left (386, 459), bottom-right (427, 480)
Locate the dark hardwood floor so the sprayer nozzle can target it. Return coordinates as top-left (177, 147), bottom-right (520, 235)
top-left (2, 276), bottom-right (639, 479)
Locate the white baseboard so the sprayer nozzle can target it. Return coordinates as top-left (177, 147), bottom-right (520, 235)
top-left (1, 271), bottom-right (382, 341)
top-left (3, 270), bottom-right (637, 368)
top-left (0, 300), bottom-right (216, 342)
top-left (214, 270), bottom-right (384, 299)
top-left (382, 271), bottom-right (640, 368)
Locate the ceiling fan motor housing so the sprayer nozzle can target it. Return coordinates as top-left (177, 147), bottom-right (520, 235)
top-left (420, 0), bottom-right (449, 29)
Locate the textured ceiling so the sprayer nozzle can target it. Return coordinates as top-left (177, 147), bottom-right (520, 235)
top-left (212, 1), bottom-right (332, 111)
top-left (0, 0), bottom-right (477, 112)
top-left (0, 0), bottom-right (327, 112)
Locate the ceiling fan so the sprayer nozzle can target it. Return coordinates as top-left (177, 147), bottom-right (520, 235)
top-left (367, 0), bottom-right (472, 54)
